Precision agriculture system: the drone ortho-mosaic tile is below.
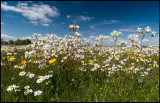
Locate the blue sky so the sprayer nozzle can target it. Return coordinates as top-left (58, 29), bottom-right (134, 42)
top-left (1, 1), bottom-right (159, 46)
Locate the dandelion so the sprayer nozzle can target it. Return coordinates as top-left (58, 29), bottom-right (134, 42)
top-left (8, 56), bottom-right (15, 61)
top-left (49, 58), bottom-right (56, 64)
top-left (131, 63), bottom-right (135, 66)
top-left (21, 60), bottom-right (26, 64)
top-left (81, 60), bottom-right (84, 63)
top-left (89, 62), bottom-right (94, 65)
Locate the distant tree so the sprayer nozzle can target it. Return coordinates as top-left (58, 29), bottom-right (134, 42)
top-left (9, 40), bottom-right (14, 44)
top-left (4, 41), bottom-right (9, 45)
top-left (15, 39), bottom-right (23, 45)
top-left (23, 39), bottom-right (31, 45)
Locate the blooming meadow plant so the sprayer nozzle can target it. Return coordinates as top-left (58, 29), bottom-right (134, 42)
top-left (1, 25), bottom-right (159, 102)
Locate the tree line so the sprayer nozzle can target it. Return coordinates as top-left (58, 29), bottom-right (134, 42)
top-left (1, 38), bottom-right (32, 45)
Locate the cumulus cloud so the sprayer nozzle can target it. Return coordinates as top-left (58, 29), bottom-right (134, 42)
top-left (1, 34), bottom-right (17, 41)
top-left (1, 2), bottom-right (60, 26)
top-left (1, 34), bottom-right (34, 41)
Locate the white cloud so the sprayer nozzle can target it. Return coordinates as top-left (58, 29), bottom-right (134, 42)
top-left (30, 21), bottom-right (38, 25)
top-left (90, 20), bottom-right (119, 29)
top-left (89, 25), bottom-right (95, 29)
top-left (119, 28), bottom-right (136, 32)
top-left (1, 2), bottom-right (60, 26)
top-left (1, 34), bottom-right (33, 41)
top-left (41, 23), bottom-right (50, 26)
top-left (76, 16), bottom-right (95, 21)
top-left (1, 34), bottom-right (17, 41)
top-left (67, 15), bottom-right (95, 23)
top-left (1, 22), bottom-right (4, 24)
top-left (66, 15), bottom-right (71, 19)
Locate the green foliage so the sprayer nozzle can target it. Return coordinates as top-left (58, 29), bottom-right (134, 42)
top-left (1, 48), bottom-right (159, 102)
top-left (1, 38), bottom-right (32, 45)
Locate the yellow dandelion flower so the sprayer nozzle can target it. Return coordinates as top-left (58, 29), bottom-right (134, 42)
top-left (153, 65), bottom-right (156, 68)
top-left (46, 65), bottom-right (50, 68)
top-left (8, 56), bottom-right (15, 61)
top-left (105, 54), bottom-right (108, 56)
top-left (18, 66), bottom-right (22, 69)
top-left (49, 58), bottom-right (56, 64)
top-left (31, 54), bottom-right (36, 58)
top-left (81, 60), bottom-right (84, 63)
top-left (131, 56), bottom-right (134, 59)
top-left (131, 63), bottom-right (135, 66)
top-left (3, 57), bottom-right (6, 59)
top-left (39, 52), bottom-right (43, 55)
top-left (89, 62), bottom-right (94, 65)
top-left (133, 50), bottom-right (137, 53)
top-left (21, 60), bottom-right (26, 64)
top-left (149, 58), bottom-right (152, 61)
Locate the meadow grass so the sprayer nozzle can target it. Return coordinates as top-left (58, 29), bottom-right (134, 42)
top-left (1, 47), bottom-right (159, 102)
top-left (1, 25), bottom-right (159, 102)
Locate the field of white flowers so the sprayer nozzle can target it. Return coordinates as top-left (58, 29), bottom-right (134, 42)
top-left (1, 25), bottom-right (159, 102)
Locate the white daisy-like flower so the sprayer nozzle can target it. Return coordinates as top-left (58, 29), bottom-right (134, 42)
top-left (24, 89), bottom-right (33, 95)
top-left (145, 26), bottom-right (151, 33)
top-left (7, 84), bottom-right (19, 91)
top-left (24, 86), bottom-right (30, 90)
top-left (34, 90), bottom-right (42, 96)
top-left (36, 79), bottom-right (44, 84)
top-left (19, 71), bottom-right (26, 76)
top-left (29, 74), bottom-right (35, 78)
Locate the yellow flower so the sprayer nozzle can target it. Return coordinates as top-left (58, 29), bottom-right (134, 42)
top-left (89, 62), bottom-right (94, 65)
top-left (139, 57), bottom-right (143, 60)
top-left (33, 60), bottom-right (36, 63)
top-left (149, 58), bottom-right (152, 61)
top-left (31, 54), bottom-right (36, 58)
top-left (46, 65), bottom-right (50, 68)
top-left (105, 54), bottom-right (108, 56)
top-left (3, 57), bottom-right (6, 59)
top-left (49, 58), bottom-right (56, 64)
top-left (81, 60), bottom-right (84, 63)
top-left (39, 52), bottom-right (43, 55)
top-left (131, 63), bottom-right (134, 66)
top-left (133, 50), bottom-right (137, 53)
top-left (1, 61), bottom-right (3, 65)
top-left (153, 65), bottom-right (156, 68)
top-left (131, 56), bottom-right (134, 59)
top-left (21, 60), bottom-right (26, 64)
top-left (8, 56), bottom-right (15, 61)
top-left (18, 66), bottom-right (22, 69)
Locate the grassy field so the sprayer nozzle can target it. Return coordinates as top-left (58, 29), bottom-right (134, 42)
top-left (1, 26), bottom-right (159, 102)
